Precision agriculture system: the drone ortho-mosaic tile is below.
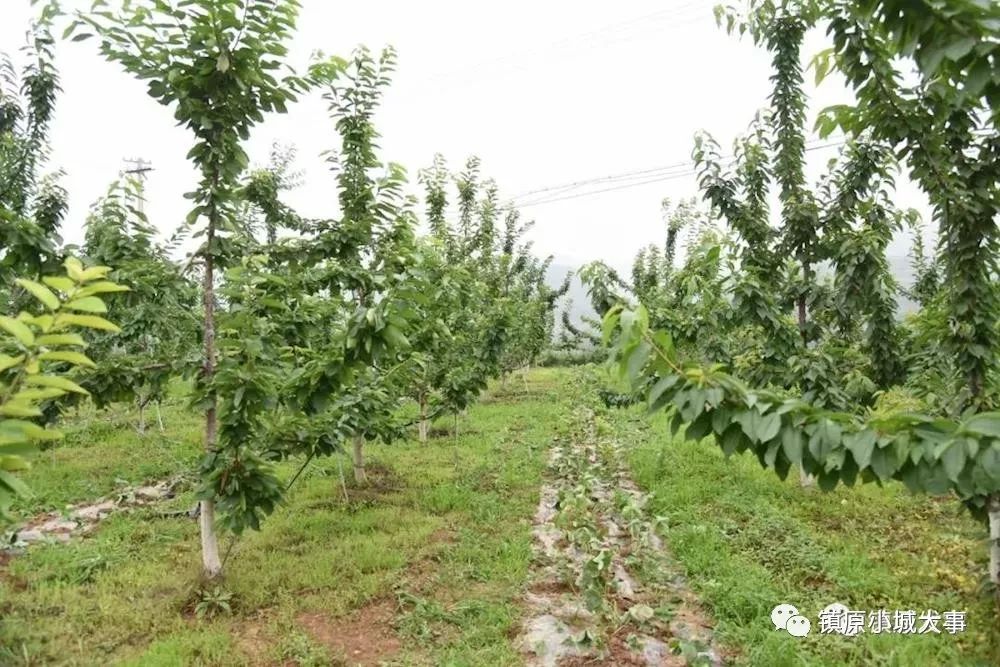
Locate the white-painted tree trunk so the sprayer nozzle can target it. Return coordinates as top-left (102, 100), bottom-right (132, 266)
top-left (989, 494), bottom-right (1000, 601)
top-left (352, 435), bottom-right (367, 484)
top-left (200, 499), bottom-right (222, 577)
top-left (155, 401), bottom-right (164, 432)
top-left (418, 393), bottom-right (429, 442)
top-left (799, 469), bottom-right (815, 488)
top-left (200, 222), bottom-right (222, 579)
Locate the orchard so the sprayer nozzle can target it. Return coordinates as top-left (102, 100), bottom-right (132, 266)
top-left (2, 1), bottom-right (999, 665)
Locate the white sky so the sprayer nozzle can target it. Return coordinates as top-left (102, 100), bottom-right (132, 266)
top-left (2, 0), bottom-right (929, 275)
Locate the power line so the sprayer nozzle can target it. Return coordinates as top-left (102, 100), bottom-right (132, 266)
top-left (518, 171), bottom-right (701, 208)
top-left (510, 136), bottom-right (847, 203)
top-left (510, 158), bottom-right (696, 202)
top-left (513, 138), bottom-right (848, 208)
top-left (514, 164), bottom-right (700, 207)
top-left (397, 2), bottom-right (714, 96)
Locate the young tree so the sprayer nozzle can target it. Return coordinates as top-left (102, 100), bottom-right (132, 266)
top-left (305, 45), bottom-right (419, 482)
top-left (605, 0), bottom-right (1000, 603)
top-left (75, 0), bottom-right (313, 578)
top-left (417, 155), bottom-right (566, 427)
top-left (81, 178), bottom-right (199, 430)
top-left (1, 7), bottom-right (65, 291)
top-left (816, 0), bottom-right (1000, 598)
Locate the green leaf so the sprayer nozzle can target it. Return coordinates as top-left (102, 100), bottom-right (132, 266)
top-left (625, 340), bottom-right (652, 381)
top-left (38, 351), bottom-right (97, 368)
top-left (602, 305), bottom-right (623, 345)
top-left (0, 316), bottom-right (35, 346)
top-left (869, 446), bottom-right (898, 481)
top-left (964, 413), bottom-right (1000, 438)
top-left (651, 330), bottom-right (675, 366)
top-left (781, 427), bottom-right (803, 465)
top-left (75, 281), bottom-right (129, 297)
top-left (0, 403), bottom-right (43, 418)
top-left (13, 387), bottom-right (66, 401)
top-left (15, 279), bottom-right (60, 311)
top-left (64, 257), bottom-right (85, 281)
top-left (808, 419), bottom-right (841, 461)
top-left (0, 469), bottom-right (31, 497)
top-left (381, 324), bottom-right (409, 349)
top-left (64, 297), bottom-right (108, 314)
top-left (686, 411), bottom-right (713, 441)
top-left (79, 266), bottom-right (112, 281)
top-left (36, 334), bottom-right (87, 347)
top-left (0, 419), bottom-right (61, 441)
top-left (53, 314), bottom-right (121, 332)
top-left (941, 36), bottom-right (977, 62)
top-left (42, 276), bottom-right (75, 292)
top-left (817, 470), bottom-right (840, 492)
top-left (736, 409), bottom-right (779, 444)
top-left (757, 412), bottom-right (781, 443)
top-left (844, 429), bottom-right (876, 469)
top-left (0, 354), bottom-right (25, 373)
top-left (24, 375), bottom-right (89, 395)
top-left (719, 425), bottom-right (744, 457)
top-left (941, 442), bottom-right (966, 482)
top-left (981, 446), bottom-right (1000, 483)
top-left (648, 375), bottom-right (680, 412)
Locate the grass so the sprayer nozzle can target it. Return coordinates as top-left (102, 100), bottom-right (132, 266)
top-left (0, 368), bottom-right (569, 666)
top-left (610, 403), bottom-right (1000, 666)
top-left (7, 366), bottom-right (999, 666)
top-left (12, 382), bottom-right (202, 515)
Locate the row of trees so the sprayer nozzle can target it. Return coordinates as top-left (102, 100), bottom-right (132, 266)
top-left (574, 0), bottom-right (1000, 598)
top-left (2, 0), bottom-right (567, 579)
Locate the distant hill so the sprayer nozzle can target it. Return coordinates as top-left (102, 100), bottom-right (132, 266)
top-left (544, 252), bottom-right (920, 336)
top-left (545, 263), bottom-right (596, 330)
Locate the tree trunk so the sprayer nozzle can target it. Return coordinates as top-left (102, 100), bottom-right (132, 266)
top-left (137, 399), bottom-right (146, 434)
top-left (155, 401), bottom-right (165, 432)
top-left (199, 499), bottom-right (221, 578)
top-left (796, 294), bottom-right (807, 341)
top-left (454, 413), bottom-right (459, 440)
top-left (352, 435), bottom-right (367, 484)
top-left (200, 230), bottom-right (222, 579)
top-left (990, 495), bottom-right (1000, 606)
top-left (418, 393), bottom-right (429, 442)
top-left (796, 285), bottom-right (815, 488)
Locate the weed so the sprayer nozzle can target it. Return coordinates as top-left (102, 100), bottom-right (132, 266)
top-left (194, 587), bottom-right (234, 620)
top-left (277, 631), bottom-right (332, 667)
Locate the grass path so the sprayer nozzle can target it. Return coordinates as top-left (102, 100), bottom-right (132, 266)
top-left (517, 399), bottom-right (722, 666)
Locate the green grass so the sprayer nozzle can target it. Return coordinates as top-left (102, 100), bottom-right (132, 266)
top-left (0, 368), bottom-right (569, 666)
top-left (12, 382), bottom-right (203, 515)
top-left (8, 367), bottom-right (997, 666)
top-left (613, 405), bottom-right (1000, 666)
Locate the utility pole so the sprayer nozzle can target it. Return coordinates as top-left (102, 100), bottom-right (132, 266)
top-left (121, 157), bottom-right (153, 216)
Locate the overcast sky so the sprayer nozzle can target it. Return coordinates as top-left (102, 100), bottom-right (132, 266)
top-left (3, 0), bottom-right (929, 274)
